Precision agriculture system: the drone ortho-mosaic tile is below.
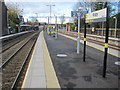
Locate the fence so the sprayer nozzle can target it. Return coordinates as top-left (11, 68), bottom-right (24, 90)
top-left (80, 28), bottom-right (120, 38)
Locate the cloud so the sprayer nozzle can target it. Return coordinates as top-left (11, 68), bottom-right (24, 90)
top-left (5, 1), bottom-right (75, 23)
top-left (5, 0), bottom-right (79, 2)
top-left (22, 2), bottom-right (74, 17)
top-left (22, 2), bottom-right (50, 14)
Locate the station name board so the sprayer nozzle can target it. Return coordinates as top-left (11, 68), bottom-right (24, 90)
top-left (86, 8), bottom-right (107, 23)
top-left (71, 11), bottom-right (78, 18)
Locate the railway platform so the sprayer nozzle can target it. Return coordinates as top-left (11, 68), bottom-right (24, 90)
top-left (22, 31), bottom-right (119, 89)
top-left (21, 31), bottom-right (60, 88)
top-left (0, 31), bottom-right (33, 40)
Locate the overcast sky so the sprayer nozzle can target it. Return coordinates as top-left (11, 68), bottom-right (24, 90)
top-left (22, 2), bottom-right (76, 23)
top-left (5, 0), bottom-right (118, 24)
top-left (5, 0), bottom-right (79, 24)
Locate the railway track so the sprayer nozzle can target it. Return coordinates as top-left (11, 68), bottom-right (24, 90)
top-left (2, 32), bottom-right (36, 65)
top-left (1, 31), bottom-right (40, 89)
top-left (1, 31), bottom-right (35, 53)
top-left (59, 32), bottom-right (120, 51)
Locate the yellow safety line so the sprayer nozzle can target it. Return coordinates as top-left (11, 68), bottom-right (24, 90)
top-left (21, 34), bottom-right (39, 88)
top-left (42, 32), bottom-right (61, 89)
top-left (78, 31), bottom-right (80, 33)
top-left (58, 33), bottom-right (119, 58)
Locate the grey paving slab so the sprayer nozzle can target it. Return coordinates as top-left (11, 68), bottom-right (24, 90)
top-left (23, 31), bottom-right (46, 88)
top-left (30, 76), bottom-right (46, 88)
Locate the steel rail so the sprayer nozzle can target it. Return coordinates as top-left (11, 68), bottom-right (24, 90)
top-left (0, 33), bottom-right (38, 68)
top-left (11, 34), bottom-right (38, 89)
top-left (1, 31), bottom-right (34, 54)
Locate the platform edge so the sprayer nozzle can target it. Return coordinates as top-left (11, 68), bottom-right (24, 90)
top-left (42, 31), bottom-right (61, 89)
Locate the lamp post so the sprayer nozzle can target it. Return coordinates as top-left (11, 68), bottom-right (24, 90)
top-left (46, 4), bottom-right (55, 24)
top-left (77, 7), bottom-right (82, 54)
top-left (62, 14), bottom-right (65, 30)
top-left (102, 3), bottom-right (104, 36)
top-left (113, 17), bottom-right (117, 38)
top-left (35, 13), bottom-right (38, 24)
top-left (54, 14), bottom-right (58, 39)
top-left (46, 4), bottom-right (55, 34)
top-left (99, 2), bottom-right (105, 36)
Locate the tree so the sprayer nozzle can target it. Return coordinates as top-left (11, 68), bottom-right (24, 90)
top-left (8, 9), bottom-right (20, 32)
top-left (71, 25), bottom-right (75, 31)
top-left (93, 2), bottom-right (119, 28)
top-left (72, 1), bottom-right (93, 31)
top-left (6, 2), bottom-right (23, 15)
top-left (73, 1), bottom-right (119, 29)
top-left (63, 24), bottom-right (66, 27)
top-left (109, 13), bottom-right (120, 28)
top-left (60, 15), bottom-right (65, 28)
top-left (94, 2), bottom-right (119, 16)
top-left (6, 2), bottom-right (23, 33)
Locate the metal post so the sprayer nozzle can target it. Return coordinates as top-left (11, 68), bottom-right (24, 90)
top-left (62, 14), bottom-right (65, 30)
top-left (55, 16), bottom-right (58, 39)
top-left (83, 15), bottom-right (86, 62)
top-left (62, 15), bottom-right (64, 30)
top-left (114, 17), bottom-right (117, 38)
top-left (49, 5), bottom-right (51, 34)
top-left (102, 22), bottom-right (104, 36)
top-left (103, 6), bottom-right (109, 78)
top-left (115, 18), bottom-right (117, 38)
top-left (77, 9), bottom-right (81, 54)
top-left (99, 2), bottom-right (104, 36)
top-left (47, 17), bottom-right (49, 33)
top-left (35, 13), bottom-right (38, 24)
top-left (46, 4), bottom-right (55, 34)
top-left (48, 17), bottom-right (49, 24)
top-left (50, 5), bottom-right (51, 24)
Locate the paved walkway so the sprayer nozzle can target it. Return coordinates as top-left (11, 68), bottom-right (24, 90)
top-left (22, 31), bottom-right (46, 88)
top-left (21, 31), bottom-right (119, 89)
top-left (44, 31), bottom-right (119, 89)
top-left (22, 31), bottom-right (60, 88)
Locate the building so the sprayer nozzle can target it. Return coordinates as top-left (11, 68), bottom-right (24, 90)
top-left (0, 1), bottom-right (8, 36)
top-left (66, 23), bottom-right (74, 31)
